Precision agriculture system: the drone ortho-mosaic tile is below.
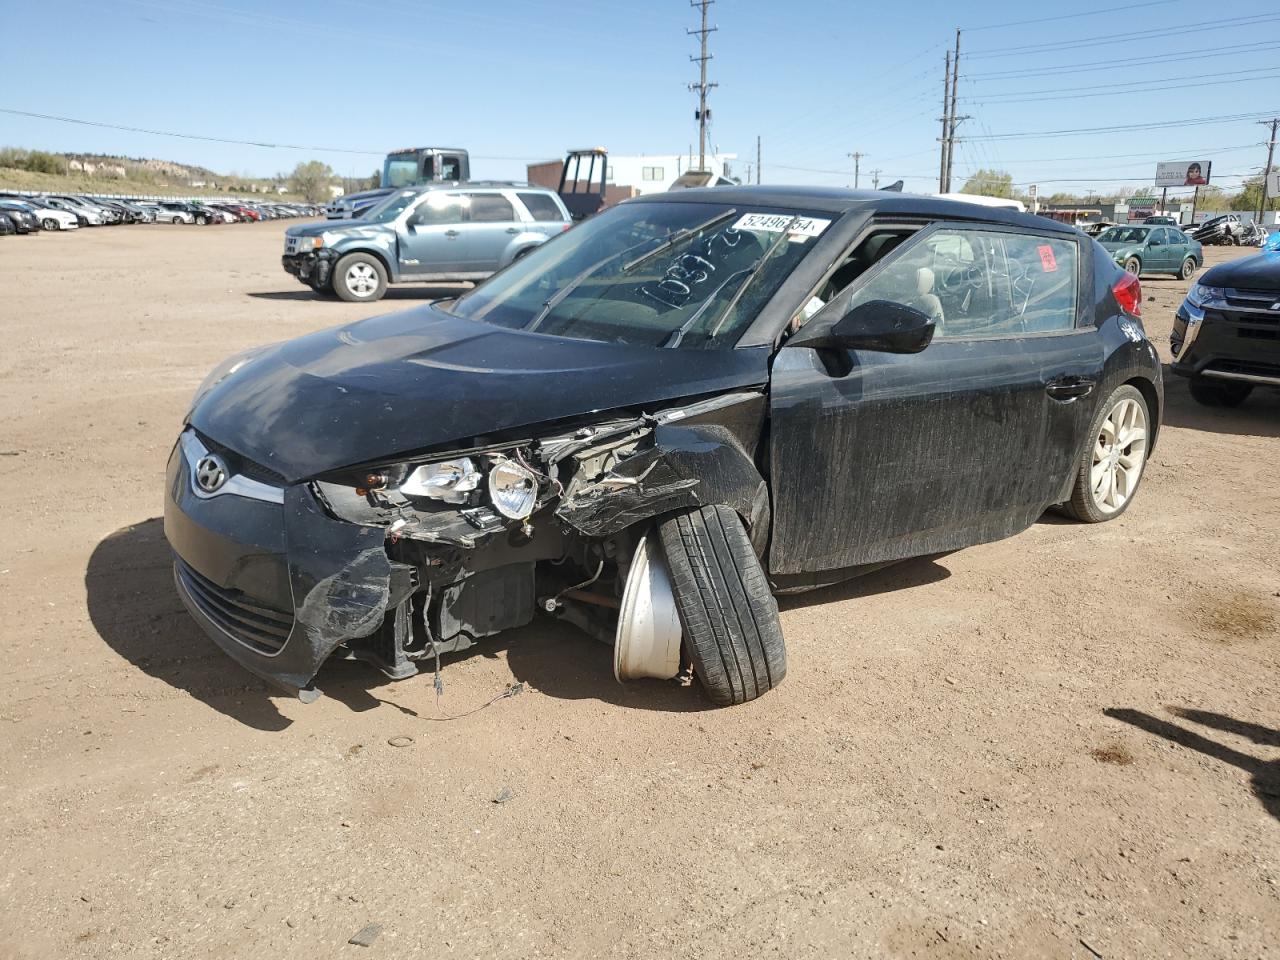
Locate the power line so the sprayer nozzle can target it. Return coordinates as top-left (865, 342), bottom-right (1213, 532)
top-left (0, 107), bottom-right (381, 154)
top-left (964, 39), bottom-right (1280, 80)
top-left (965, 65), bottom-right (1280, 101)
top-left (0, 106), bottom-right (541, 162)
top-left (961, 110), bottom-right (1280, 141)
top-left (964, 0), bottom-right (1183, 30)
top-left (962, 69), bottom-right (1280, 106)
top-left (966, 13), bottom-right (1280, 59)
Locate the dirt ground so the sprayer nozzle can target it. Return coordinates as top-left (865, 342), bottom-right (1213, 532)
top-left (0, 222), bottom-right (1276, 960)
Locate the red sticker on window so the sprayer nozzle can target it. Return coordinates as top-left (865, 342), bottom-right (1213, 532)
top-left (1037, 244), bottom-right (1058, 272)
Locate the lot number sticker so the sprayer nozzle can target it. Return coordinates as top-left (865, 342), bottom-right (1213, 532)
top-left (732, 213), bottom-right (832, 241)
top-left (1037, 244), bottom-right (1058, 272)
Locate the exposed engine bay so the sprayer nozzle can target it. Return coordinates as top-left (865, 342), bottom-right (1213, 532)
top-left (306, 390), bottom-right (768, 684)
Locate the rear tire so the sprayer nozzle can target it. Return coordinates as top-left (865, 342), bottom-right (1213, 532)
top-left (1189, 377), bottom-right (1252, 408)
top-left (332, 252), bottom-right (388, 302)
top-left (657, 505), bottom-right (785, 706)
top-left (1064, 384), bottom-right (1150, 524)
top-left (41, 218), bottom-right (59, 231)
top-left (1179, 257), bottom-right (1196, 280)
top-left (1123, 257), bottom-right (1141, 275)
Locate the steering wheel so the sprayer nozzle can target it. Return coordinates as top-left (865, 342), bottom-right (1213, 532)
top-left (940, 263), bottom-right (983, 293)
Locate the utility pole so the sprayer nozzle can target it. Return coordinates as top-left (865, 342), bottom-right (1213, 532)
top-left (756, 134), bottom-right (761, 184)
top-left (938, 49), bottom-right (951, 192)
top-left (944, 27), bottom-right (961, 192)
top-left (871, 168), bottom-right (882, 189)
top-left (848, 151), bottom-right (864, 189)
top-left (688, 0), bottom-right (718, 172)
top-left (1258, 117), bottom-right (1278, 222)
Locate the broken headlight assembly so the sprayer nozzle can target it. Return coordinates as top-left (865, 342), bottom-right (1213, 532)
top-left (399, 458), bottom-right (481, 503)
top-left (314, 449), bottom-right (554, 528)
top-left (488, 457), bottom-right (539, 520)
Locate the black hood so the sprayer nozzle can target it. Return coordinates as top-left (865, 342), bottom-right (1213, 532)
top-left (190, 306), bottom-right (771, 483)
top-left (1201, 252), bottom-right (1280, 290)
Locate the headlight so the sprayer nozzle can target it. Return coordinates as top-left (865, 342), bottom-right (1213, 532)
top-left (399, 458), bottom-right (480, 503)
top-left (488, 457), bottom-right (539, 519)
top-left (1186, 283), bottom-right (1225, 308)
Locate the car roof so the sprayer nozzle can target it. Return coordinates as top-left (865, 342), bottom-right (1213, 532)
top-left (628, 185), bottom-right (1079, 235)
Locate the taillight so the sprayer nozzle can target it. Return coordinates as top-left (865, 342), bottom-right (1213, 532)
top-left (1113, 271), bottom-right (1141, 317)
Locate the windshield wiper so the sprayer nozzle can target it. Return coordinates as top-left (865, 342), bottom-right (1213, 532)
top-left (659, 266), bottom-right (756, 348)
top-left (621, 208), bottom-right (738, 274)
top-left (523, 232), bottom-right (674, 332)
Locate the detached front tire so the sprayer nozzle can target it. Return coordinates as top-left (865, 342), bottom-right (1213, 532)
top-left (657, 505), bottom-right (785, 706)
top-left (333, 252), bottom-right (388, 302)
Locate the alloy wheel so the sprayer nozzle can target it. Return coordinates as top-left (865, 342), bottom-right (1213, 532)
top-left (345, 262), bottom-right (378, 297)
top-left (1090, 396), bottom-right (1147, 515)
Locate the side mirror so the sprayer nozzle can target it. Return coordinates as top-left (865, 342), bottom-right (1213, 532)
top-left (1148, 237), bottom-right (1162, 247)
top-left (789, 299), bottom-right (936, 354)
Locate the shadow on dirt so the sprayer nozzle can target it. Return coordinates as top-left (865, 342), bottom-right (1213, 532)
top-left (247, 285), bottom-right (472, 303)
top-left (776, 554), bottom-right (952, 611)
top-left (85, 518), bottom-right (295, 731)
top-left (1159, 363), bottom-right (1280, 440)
top-left (1105, 706), bottom-right (1280, 821)
top-left (87, 519), bottom-right (710, 726)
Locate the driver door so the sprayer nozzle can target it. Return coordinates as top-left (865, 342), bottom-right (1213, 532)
top-left (767, 222), bottom-right (1102, 577)
top-left (396, 192), bottom-right (469, 277)
top-left (1145, 228), bottom-right (1173, 272)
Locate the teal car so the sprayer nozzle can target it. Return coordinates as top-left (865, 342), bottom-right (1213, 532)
top-left (1096, 225), bottom-right (1202, 279)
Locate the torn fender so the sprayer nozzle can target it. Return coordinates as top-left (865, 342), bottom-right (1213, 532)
top-left (555, 421), bottom-right (768, 540)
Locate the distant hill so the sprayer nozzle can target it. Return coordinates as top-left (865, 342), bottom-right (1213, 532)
top-left (0, 147), bottom-right (301, 198)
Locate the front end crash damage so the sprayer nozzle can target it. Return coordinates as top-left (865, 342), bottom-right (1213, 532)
top-left (281, 249), bottom-right (337, 288)
top-left (175, 391), bottom-right (769, 701)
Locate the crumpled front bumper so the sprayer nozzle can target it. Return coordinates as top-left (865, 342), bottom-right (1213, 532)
top-left (164, 435), bottom-right (404, 701)
top-left (281, 250), bottom-right (335, 287)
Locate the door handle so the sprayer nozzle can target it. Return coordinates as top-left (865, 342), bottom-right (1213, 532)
top-left (505, 227), bottom-right (520, 234)
top-left (1046, 375), bottom-right (1095, 401)
top-left (444, 229), bottom-right (460, 238)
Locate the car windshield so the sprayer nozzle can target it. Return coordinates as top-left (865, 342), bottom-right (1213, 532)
top-left (360, 189), bottom-right (421, 224)
top-left (1098, 226), bottom-right (1150, 244)
top-left (447, 201), bottom-right (831, 349)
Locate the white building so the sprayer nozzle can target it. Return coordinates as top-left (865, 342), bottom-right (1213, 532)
top-left (604, 153), bottom-right (738, 194)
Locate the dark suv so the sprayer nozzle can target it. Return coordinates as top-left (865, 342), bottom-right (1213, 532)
top-left (1171, 251), bottom-right (1280, 406)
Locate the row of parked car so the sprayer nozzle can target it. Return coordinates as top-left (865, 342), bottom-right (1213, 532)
top-left (0, 192), bottom-right (321, 234)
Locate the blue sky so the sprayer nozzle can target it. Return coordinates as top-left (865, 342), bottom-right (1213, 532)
top-left (2, 0), bottom-right (1278, 198)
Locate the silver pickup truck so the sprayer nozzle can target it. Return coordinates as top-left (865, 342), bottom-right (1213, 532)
top-left (283, 182), bottom-right (571, 301)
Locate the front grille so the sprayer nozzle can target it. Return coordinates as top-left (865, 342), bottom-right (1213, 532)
top-left (1224, 288), bottom-right (1280, 311)
top-left (193, 430), bottom-right (287, 486)
top-left (176, 559), bottom-right (294, 655)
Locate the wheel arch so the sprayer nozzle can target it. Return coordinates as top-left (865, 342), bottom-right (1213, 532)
top-left (334, 245), bottom-right (394, 280)
top-left (1124, 374), bottom-right (1161, 453)
top-left (555, 419), bottom-right (770, 552)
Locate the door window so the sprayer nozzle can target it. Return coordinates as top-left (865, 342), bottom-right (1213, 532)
top-left (843, 227), bottom-right (1078, 338)
top-left (1149, 228), bottom-right (1168, 245)
top-left (517, 192), bottom-right (567, 222)
top-left (468, 194), bottom-right (516, 222)
top-left (409, 193), bottom-right (469, 226)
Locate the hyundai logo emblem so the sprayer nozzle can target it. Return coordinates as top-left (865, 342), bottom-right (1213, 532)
top-left (194, 454), bottom-right (229, 494)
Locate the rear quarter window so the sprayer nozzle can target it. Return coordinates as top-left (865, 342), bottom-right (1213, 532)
top-left (517, 192), bottom-right (567, 222)
top-left (469, 194), bottom-right (516, 222)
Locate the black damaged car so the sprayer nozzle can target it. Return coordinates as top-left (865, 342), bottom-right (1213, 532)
top-left (165, 187), bottom-right (1163, 706)
top-left (1171, 251), bottom-right (1280, 406)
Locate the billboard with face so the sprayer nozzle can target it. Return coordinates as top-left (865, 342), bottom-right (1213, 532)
top-left (1155, 161), bottom-right (1211, 188)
